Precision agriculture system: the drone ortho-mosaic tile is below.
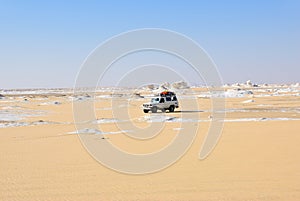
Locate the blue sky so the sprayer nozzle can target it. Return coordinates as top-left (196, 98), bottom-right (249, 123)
top-left (0, 0), bottom-right (299, 88)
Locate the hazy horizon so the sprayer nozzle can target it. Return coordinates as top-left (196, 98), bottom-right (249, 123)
top-left (1, 1), bottom-right (299, 89)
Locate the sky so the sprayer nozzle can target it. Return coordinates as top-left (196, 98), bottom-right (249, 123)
top-left (0, 0), bottom-right (299, 89)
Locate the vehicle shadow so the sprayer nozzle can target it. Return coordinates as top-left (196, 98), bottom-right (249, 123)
top-left (173, 110), bottom-right (204, 113)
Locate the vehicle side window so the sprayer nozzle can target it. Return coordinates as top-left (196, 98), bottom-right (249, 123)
top-left (160, 98), bottom-right (165, 103)
top-left (172, 96), bottom-right (177, 101)
top-left (166, 97), bottom-right (171, 101)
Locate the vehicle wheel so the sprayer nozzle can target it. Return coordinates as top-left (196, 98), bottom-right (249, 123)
top-left (143, 109), bottom-right (149, 113)
top-left (151, 107), bottom-right (157, 113)
top-left (169, 105), bottom-right (175, 112)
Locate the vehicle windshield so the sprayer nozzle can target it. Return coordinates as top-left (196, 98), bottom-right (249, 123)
top-left (151, 98), bottom-right (159, 103)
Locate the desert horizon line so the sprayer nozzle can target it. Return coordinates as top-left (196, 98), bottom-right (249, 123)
top-left (1, 80), bottom-right (299, 91)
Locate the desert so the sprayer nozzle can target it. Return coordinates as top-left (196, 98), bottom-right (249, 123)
top-left (1, 82), bottom-right (299, 200)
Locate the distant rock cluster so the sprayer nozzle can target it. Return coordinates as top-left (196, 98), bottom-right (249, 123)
top-left (224, 80), bottom-right (300, 89)
top-left (171, 81), bottom-right (190, 89)
top-left (143, 81), bottom-right (190, 91)
top-left (227, 80), bottom-right (259, 88)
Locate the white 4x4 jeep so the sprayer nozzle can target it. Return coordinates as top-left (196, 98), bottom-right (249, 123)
top-left (142, 91), bottom-right (179, 113)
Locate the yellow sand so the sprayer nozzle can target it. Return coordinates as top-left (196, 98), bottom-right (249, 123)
top-left (0, 88), bottom-right (299, 201)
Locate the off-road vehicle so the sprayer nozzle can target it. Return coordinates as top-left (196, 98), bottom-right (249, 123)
top-left (142, 91), bottom-right (179, 113)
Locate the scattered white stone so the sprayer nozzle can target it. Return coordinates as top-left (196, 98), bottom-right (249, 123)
top-left (173, 127), bottom-right (184, 131)
top-left (67, 128), bottom-right (129, 135)
top-left (39, 101), bottom-right (61, 105)
top-left (246, 80), bottom-right (253, 86)
top-left (242, 99), bottom-right (254, 103)
top-left (68, 128), bottom-right (102, 134)
top-left (225, 117), bottom-right (300, 122)
top-left (0, 120), bottom-right (62, 128)
top-left (171, 81), bottom-right (189, 89)
top-left (160, 82), bottom-right (171, 90)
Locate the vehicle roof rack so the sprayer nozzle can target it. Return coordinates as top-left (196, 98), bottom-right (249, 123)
top-left (160, 91), bottom-right (175, 97)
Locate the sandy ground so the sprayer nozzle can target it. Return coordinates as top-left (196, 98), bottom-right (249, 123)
top-left (0, 87), bottom-right (300, 201)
